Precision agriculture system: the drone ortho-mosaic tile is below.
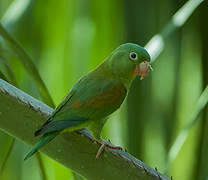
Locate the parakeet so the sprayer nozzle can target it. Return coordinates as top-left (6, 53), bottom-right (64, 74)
top-left (24, 43), bottom-right (151, 160)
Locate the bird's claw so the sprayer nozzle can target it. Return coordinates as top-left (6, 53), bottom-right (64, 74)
top-left (96, 143), bottom-right (105, 159)
top-left (95, 142), bottom-right (122, 159)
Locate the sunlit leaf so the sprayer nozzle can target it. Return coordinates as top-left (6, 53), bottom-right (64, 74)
top-left (167, 85), bottom-right (208, 171)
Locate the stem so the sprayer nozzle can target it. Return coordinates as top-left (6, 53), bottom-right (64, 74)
top-left (145, 0), bottom-right (204, 62)
top-left (0, 79), bottom-right (169, 180)
top-left (166, 85), bottom-right (208, 171)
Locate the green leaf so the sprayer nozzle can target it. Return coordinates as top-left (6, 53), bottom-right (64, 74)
top-left (0, 138), bottom-right (15, 178)
top-left (0, 71), bottom-right (8, 82)
top-left (0, 56), bottom-right (17, 86)
top-left (166, 85), bottom-right (208, 171)
top-left (35, 153), bottom-right (48, 180)
top-left (0, 23), bottom-right (55, 108)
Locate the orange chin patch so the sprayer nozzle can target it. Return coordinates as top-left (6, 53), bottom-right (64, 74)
top-left (133, 61), bottom-right (150, 80)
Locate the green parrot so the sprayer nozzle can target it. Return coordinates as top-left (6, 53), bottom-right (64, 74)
top-left (24, 43), bottom-right (151, 160)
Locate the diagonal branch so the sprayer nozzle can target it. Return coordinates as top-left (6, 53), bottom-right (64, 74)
top-left (0, 79), bottom-right (169, 179)
top-left (145, 0), bottom-right (204, 62)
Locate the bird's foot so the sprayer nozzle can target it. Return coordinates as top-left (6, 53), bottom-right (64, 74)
top-left (106, 144), bottom-right (122, 150)
top-left (95, 140), bottom-right (122, 159)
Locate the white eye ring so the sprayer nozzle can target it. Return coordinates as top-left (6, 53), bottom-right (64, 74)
top-left (129, 52), bottom-right (138, 61)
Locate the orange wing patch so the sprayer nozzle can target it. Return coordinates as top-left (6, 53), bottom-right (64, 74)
top-left (71, 99), bottom-right (83, 108)
top-left (86, 84), bottom-right (126, 108)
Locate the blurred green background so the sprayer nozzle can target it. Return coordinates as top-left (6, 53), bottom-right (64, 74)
top-left (0, 0), bottom-right (207, 180)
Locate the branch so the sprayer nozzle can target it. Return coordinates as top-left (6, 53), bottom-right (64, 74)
top-left (1, 0), bottom-right (31, 27)
top-left (145, 0), bottom-right (204, 62)
top-left (0, 79), bottom-right (169, 179)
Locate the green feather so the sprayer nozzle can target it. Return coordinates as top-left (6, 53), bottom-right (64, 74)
top-left (35, 117), bottom-right (88, 136)
top-left (24, 132), bottom-right (58, 161)
top-left (25, 43), bottom-right (151, 159)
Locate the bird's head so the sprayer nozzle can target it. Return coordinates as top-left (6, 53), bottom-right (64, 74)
top-left (108, 43), bottom-right (151, 84)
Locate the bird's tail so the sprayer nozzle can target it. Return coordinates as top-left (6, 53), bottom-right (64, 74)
top-left (24, 132), bottom-right (59, 161)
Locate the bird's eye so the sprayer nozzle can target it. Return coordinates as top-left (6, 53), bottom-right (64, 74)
top-left (129, 52), bottom-right (138, 61)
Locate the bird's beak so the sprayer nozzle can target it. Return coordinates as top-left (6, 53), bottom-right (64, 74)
top-left (133, 61), bottom-right (152, 80)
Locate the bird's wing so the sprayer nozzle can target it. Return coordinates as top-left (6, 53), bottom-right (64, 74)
top-left (35, 89), bottom-right (75, 130)
top-left (53, 76), bottom-right (127, 121)
top-left (35, 75), bottom-right (126, 136)
top-left (51, 90), bottom-right (75, 119)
